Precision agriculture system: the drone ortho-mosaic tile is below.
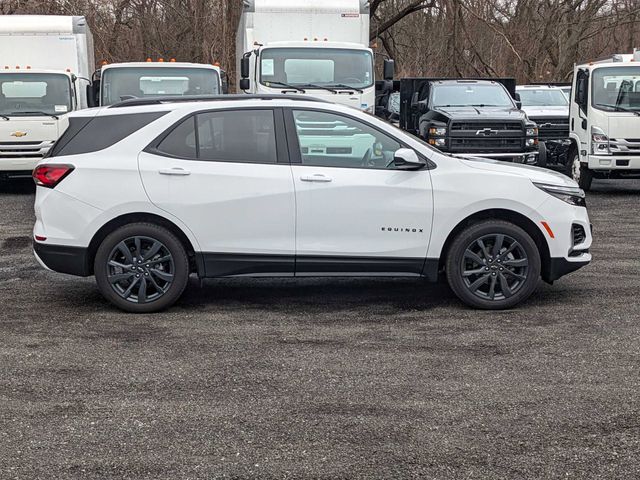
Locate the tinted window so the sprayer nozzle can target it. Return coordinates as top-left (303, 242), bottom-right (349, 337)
top-left (156, 116), bottom-right (197, 159)
top-left (155, 109), bottom-right (277, 163)
top-left (54, 112), bottom-right (168, 157)
top-left (292, 110), bottom-right (402, 169)
top-left (197, 110), bottom-right (276, 163)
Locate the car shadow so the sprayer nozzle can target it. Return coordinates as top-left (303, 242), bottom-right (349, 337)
top-left (0, 179), bottom-right (35, 195)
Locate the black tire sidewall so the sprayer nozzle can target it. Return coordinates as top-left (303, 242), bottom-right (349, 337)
top-left (446, 220), bottom-right (542, 310)
top-left (94, 223), bottom-right (189, 313)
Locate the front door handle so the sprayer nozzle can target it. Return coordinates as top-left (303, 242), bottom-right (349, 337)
top-left (300, 174), bottom-right (332, 183)
top-left (159, 167), bottom-right (191, 176)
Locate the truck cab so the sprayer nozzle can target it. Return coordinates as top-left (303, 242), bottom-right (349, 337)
top-left (0, 15), bottom-right (93, 179)
top-left (236, 0), bottom-right (392, 113)
top-left (400, 78), bottom-right (539, 164)
top-left (87, 61), bottom-right (225, 107)
top-left (568, 49), bottom-right (640, 190)
top-left (517, 85), bottom-right (570, 170)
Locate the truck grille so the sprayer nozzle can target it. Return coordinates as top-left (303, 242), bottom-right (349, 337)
top-left (610, 138), bottom-right (640, 156)
top-left (0, 141), bottom-right (55, 159)
top-left (530, 117), bottom-right (569, 141)
top-left (448, 120), bottom-right (524, 153)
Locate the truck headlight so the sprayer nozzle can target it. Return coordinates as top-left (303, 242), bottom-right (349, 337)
top-left (533, 182), bottom-right (586, 207)
top-left (526, 126), bottom-right (538, 136)
top-left (526, 138), bottom-right (538, 147)
top-left (428, 127), bottom-right (447, 136)
top-left (428, 138), bottom-right (446, 147)
top-left (591, 126), bottom-right (609, 155)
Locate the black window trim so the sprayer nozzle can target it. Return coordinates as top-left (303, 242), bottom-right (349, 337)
top-left (283, 107), bottom-right (436, 171)
top-left (144, 106), bottom-right (289, 165)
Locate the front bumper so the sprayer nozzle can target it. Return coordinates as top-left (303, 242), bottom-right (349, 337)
top-left (587, 155), bottom-right (640, 172)
top-left (457, 151), bottom-right (539, 165)
top-left (544, 254), bottom-right (591, 283)
top-left (33, 242), bottom-right (91, 277)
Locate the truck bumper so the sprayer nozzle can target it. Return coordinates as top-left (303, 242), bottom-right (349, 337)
top-left (587, 155), bottom-right (640, 174)
top-left (457, 151), bottom-right (539, 165)
top-left (0, 156), bottom-right (38, 176)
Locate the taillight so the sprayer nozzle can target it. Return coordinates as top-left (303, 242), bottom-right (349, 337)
top-left (33, 164), bottom-right (74, 188)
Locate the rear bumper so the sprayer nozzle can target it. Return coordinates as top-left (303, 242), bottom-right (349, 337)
top-left (33, 242), bottom-right (91, 277)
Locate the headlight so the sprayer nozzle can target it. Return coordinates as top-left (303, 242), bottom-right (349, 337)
top-left (429, 127), bottom-right (447, 136)
top-left (428, 138), bottom-right (446, 147)
top-left (533, 182), bottom-right (586, 207)
top-left (526, 138), bottom-right (538, 147)
top-left (591, 126), bottom-right (609, 155)
top-left (526, 127), bottom-right (538, 136)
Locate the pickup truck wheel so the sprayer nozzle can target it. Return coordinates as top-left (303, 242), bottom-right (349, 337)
top-left (445, 220), bottom-right (541, 310)
top-left (567, 151), bottom-right (592, 191)
top-left (94, 223), bottom-right (189, 313)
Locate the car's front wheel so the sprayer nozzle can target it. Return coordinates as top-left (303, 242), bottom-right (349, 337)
top-left (94, 223), bottom-right (190, 313)
top-left (445, 220), bottom-right (541, 310)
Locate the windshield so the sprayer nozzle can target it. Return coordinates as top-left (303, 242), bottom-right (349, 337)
top-left (592, 66), bottom-right (640, 112)
top-left (101, 67), bottom-right (220, 106)
top-left (259, 48), bottom-right (374, 89)
top-left (517, 89), bottom-right (568, 107)
top-left (432, 84), bottom-right (514, 108)
top-left (0, 73), bottom-right (72, 116)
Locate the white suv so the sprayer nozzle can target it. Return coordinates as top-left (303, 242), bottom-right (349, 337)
top-left (32, 95), bottom-right (592, 312)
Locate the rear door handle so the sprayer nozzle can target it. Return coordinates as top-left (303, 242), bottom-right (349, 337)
top-left (159, 167), bottom-right (191, 176)
top-left (300, 174), bottom-right (332, 183)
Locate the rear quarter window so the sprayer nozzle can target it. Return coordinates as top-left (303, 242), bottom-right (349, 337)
top-left (49, 111), bottom-right (168, 157)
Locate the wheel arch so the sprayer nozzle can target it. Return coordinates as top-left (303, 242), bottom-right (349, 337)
top-left (86, 212), bottom-right (200, 276)
top-left (438, 208), bottom-right (552, 281)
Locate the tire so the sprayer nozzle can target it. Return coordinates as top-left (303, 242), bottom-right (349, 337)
top-left (94, 223), bottom-right (190, 313)
top-left (537, 141), bottom-right (548, 168)
top-left (445, 220), bottom-right (542, 310)
top-left (566, 149), bottom-right (593, 191)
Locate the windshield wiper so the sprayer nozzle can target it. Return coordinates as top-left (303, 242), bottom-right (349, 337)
top-left (298, 84), bottom-right (339, 94)
top-left (266, 81), bottom-right (306, 93)
top-left (327, 83), bottom-right (364, 94)
top-left (594, 103), bottom-right (640, 116)
top-left (0, 114), bottom-right (9, 120)
top-left (11, 111), bottom-right (59, 119)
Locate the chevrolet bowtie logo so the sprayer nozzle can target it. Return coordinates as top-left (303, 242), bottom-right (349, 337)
top-left (476, 128), bottom-right (498, 136)
top-left (10, 131), bottom-right (27, 138)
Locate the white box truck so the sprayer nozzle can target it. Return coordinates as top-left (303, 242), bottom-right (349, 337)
top-left (236, 0), bottom-right (394, 111)
top-left (0, 15), bottom-right (93, 179)
top-left (87, 60), bottom-right (226, 107)
top-left (568, 49), bottom-right (640, 190)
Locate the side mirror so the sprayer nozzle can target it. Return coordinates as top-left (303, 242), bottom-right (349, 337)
top-left (239, 78), bottom-right (250, 91)
top-left (240, 56), bottom-right (250, 79)
top-left (515, 100), bottom-right (522, 109)
top-left (383, 59), bottom-right (395, 81)
top-left (220, 70), bottom-right (229, 94)
top-left (393, 148), bottom-right (426, 170)
top-left (86, 82), bottom-right (99, 108)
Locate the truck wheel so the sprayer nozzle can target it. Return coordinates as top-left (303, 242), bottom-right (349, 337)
top-left (94, 223), bottom-right (190, 313)
top-left (445, 220), bottom-right (541, 310)
top-left (566, 151), bottom-right (592, 191)
top-left (537, 142), bottom-right (548, 168)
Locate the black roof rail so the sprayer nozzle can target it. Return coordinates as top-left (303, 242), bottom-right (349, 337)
top-left (109, 94), bottom-right (329, 108)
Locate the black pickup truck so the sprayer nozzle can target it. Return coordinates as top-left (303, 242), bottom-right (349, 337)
top-left (385, 78), bottom-right (540, 164)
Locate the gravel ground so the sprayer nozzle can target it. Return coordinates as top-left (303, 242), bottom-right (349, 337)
top-left (0, 179), bottom-right (639, 479)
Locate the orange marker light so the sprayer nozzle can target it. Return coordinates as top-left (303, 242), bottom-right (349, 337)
top-left (146, 57), bottom-right (152, 62)
top-left (541, 222), bottom-right (555, 239)
top-left (101, 60), bottom-right (108, 65)
top-left (158, 58), bottom-right (164, 62)
top-left (170, 58), bottom-right (176, 62)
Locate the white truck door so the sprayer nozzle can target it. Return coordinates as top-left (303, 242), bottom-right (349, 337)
top-left (139, 108), bottom-right (296, 276)
top-left (287, 108), bottom-right (433, 275)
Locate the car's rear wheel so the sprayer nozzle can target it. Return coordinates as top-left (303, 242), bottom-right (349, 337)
top-left (94, 223), bottom-right (189, 313)
top-left (445, 220), bottom-right (541, 310)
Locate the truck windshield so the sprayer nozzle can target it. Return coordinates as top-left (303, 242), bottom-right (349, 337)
top-left (101, 67), bottom-right (220, 106)
top-left (259, 48), bottom-right (374, 89)
top-left (0, 73), bottom-right (72, 116)
top-left (518, 89), bottom-right (568, 106)
top-left (432, 84), bottom-right (514, 108)
top-left (592, 66), bottom-right (640, 112)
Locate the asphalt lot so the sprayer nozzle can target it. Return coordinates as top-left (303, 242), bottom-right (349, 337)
top-left (0, 178), bottom-right (639, 479)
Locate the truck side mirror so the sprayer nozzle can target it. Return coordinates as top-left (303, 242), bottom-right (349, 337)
top-left (575, 71), bottom-right (589, 115)
top-left (86, 82), bottom-right (99, 108)
top-left (515, 100), bottom-right (522, 109)
top-left (240, 56), bottom-right (250, 79)
top-left (239, 78), bottom-right (250, 91)
top-left (383, 59), bottom-right (395, 81)
top-left (220, 70), bottom-right (229, 94)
